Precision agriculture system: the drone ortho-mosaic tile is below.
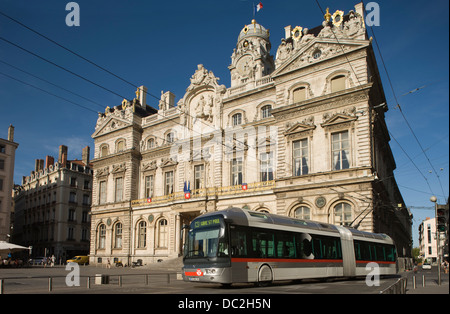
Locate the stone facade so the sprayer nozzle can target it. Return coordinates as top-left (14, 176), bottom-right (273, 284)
top-left (0, 125), bottom-right (18, 241)
top-left (13, 145), bottom-right (92, 261)
top-left (90, 4), bottom-right (412, 266)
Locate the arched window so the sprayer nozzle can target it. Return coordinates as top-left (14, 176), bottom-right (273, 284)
top-left (158, 219), bottom-right (168, 248)
top-left (331, 75), bottom-right (346, 93)
top-left (232, 113), bottom-right (242, 126)
top-left (100, 145), bottom-right (108, 157)
top-left (147, 138), bottom-right (155, 149)
top-left (116, 139), bottom-right (125, 152)
top-left (293, 87), bottom-right (306, 103)
top-left (261, 105), bottom-right (272, 119)
top-left (114, 222), bottom-right (122, 249)
top-left (137, 221), bottom-right (147, 248)
top-left (333, 202), bottom-right (352, 226)
top-left (294, 206), bottom-right (311, 220)
top-left (166, 132), bottom-right (174, 144)
top-left (98, 224), bottom-right (106, 249)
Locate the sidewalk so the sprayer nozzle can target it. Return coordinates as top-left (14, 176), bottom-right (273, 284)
top-left (405, 273), bottom-right (449, 294)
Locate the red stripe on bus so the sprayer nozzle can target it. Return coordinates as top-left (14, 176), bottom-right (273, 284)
top-left (231, 258), bottom-right (343, 263)
top-left (355, 260), bottom-right (396, 265)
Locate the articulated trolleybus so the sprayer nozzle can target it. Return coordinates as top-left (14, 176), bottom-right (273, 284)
top-left (182, 207), bottom-right (397, 286)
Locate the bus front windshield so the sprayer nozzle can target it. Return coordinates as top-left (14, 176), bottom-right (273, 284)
top-left (184, 217), bottom-right (229, 259)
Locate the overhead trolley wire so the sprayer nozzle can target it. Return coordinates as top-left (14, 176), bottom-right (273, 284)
top-left (0, 36), bottom-right (128, 100)
top-left (361, 1), bottom-right (447, 201)
top-left (0, 70), bottom-right (98, 114)
top-left (0, 59), bottom-right (106, 110)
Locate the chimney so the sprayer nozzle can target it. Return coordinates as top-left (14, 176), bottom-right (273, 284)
top-left (284, 25), bottom-right (292, 39)
top-left (82, 146), bottom-right (90, 165)
top-left (7, 124), bottom-right (14, 142)
top-left (58, 145), bottom-right (68, 166)
top-left (138, 85), bottom-right (147, 108)
top-left (45, 156), bottom-right (55, 169)
top-left (35, 159), bottom-right (44, 172)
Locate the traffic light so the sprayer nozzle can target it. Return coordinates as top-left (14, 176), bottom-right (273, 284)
top-left (436, 204), bottom-right (448, 232)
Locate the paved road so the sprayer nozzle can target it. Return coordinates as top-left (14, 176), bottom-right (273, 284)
top-left (1, 264), bottom-right (404, 294)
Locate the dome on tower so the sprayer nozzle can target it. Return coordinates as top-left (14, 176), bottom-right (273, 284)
top-left (238, 19), bottom-right (270, 42)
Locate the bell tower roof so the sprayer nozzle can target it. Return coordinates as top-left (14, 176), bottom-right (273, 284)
top-left (238, 19), bottom-right (270, 43)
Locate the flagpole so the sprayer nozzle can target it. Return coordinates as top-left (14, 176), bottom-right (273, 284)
top-left (253, 2), bottom-right (255, 19)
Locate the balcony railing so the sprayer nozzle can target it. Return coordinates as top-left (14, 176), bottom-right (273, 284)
top-left (131, 180), bottom-right (275, 208)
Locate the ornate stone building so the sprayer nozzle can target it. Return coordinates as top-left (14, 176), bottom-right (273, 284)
top-left (13, 145), bottom-right (92, 261)
top-left (0, 125), bottom-right (18, 241)
top-left (90, 3), bottom-right (412, 266)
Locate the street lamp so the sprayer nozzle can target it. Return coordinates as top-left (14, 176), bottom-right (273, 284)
top-left (430, 195), bottom-right (441, 285)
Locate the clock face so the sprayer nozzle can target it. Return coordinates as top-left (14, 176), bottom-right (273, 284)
top-left (236, 55), bottom-right (252, 77)
top-left (315, 196), bottom-right (326, 208)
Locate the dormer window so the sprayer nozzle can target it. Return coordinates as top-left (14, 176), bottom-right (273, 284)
top-left (100, 145), bottom-right (108, 157)
top-left (293, 87), bottom-right (306, 103)
top-left (116, 140), bottom-right (125, 152)
top-left (261, 105), bottom-right (272, 119)
top-left (166, 132), bottom-right (174, 144)
top-left (331, 75), bottom-right (346, 93)
top-left (147, 138), bottom-right (155, 149)
top-left (232, 113), bottom-right (242, 126)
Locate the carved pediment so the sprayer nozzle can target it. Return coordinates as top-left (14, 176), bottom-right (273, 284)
top-left (159, 157), bottom-right (178, 168)
top-left (111, 162), bottom-right (127, 174)
top-left (273, 39), bottom-right (367, 77)
top-left (257, 136), bottom-right (277, 148)
top-left (142, 160), bottom-right (157, 172)
top-left (285, 122), bottom-right (316, 135)
top-left (321, 113), bottom-right (357, 129)
top-left (93, 115), bottom-right (133, 138)
top-left (95, 166), bottom-right (109, 178)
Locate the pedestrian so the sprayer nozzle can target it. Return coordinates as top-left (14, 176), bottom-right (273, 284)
top-left (51, 255), bottom-right (55, 267)
top-left (107, 258), bottom-right (111, 269)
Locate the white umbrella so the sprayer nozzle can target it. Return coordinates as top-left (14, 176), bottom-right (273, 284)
top-left (0, 241), bottom-right (30, 254)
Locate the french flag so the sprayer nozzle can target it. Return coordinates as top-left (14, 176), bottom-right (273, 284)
top-left (256, 2), bottom-right (263, 12)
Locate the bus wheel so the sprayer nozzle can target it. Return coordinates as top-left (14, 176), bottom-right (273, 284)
top-left (257, 265), bottom-right (273, 287)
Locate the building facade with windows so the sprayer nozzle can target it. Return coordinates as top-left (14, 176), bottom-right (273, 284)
top-left (13, 145), bottom-right (92, 261)
top-left (0, 125), bottom-right (18, 241)
top-left (418, 217), bottom-right (447, 265)
top-left (90, 3), bottom-right (412, 266)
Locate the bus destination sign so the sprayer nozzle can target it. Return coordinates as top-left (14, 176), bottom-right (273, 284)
top-left (193, 216), bottom-right (222, 229)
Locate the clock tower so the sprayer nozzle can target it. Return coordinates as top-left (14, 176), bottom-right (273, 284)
top-left (229, 19), bottom-right (275, 87)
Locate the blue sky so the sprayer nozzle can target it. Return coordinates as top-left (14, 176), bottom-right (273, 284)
top-left (0, 0), bottom-right (448, 247)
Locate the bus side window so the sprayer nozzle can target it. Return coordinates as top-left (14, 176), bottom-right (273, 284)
top-left (276, 233), bottom-right (296, 259)
top-left (230, 229), bottom-right (247, 257)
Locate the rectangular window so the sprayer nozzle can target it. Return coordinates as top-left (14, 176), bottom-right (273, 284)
top-left (293, 139), bottom-right (308, 176)
top-left (332, 131), bottom-right (350, 170)
top-left (194, 164), bottom-right (205, 190)
top-left (231, 158), bottom-right (243, 185)
top-left (230, 228), bottom-right (248, 257)
top-left (69, 192), bottom-right (76, 203)
top-left (276, 232), bottom-right (296, 259)
top-left (251, 230), bottom-right (275, 258)
top-left (165, 171), bottom-right (174, 195)
top-left (68, 209), bottom-right (76, 221)
top-left (145, 175), bottom-right (154, 198)
top-left (99, 180), bottom-right (107, 204)
top-left (0, 158), bottom-right (4, 170)
top-left (115, 177), bottom-right (123, 202)
top-left (260, 152), bottom-right (274, 181)
top-left (68, 227), bottom-right (74, 240)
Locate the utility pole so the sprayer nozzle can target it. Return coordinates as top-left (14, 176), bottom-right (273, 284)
top-left (430, 196), bottom-right (441, 286)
